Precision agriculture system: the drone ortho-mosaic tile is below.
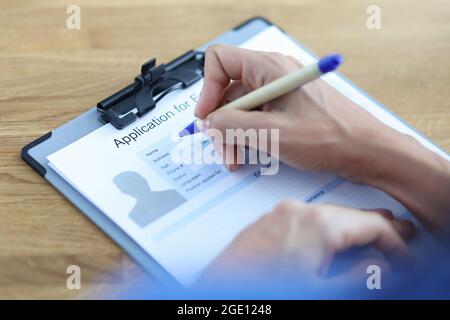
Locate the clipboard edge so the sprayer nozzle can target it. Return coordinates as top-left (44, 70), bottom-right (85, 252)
top-left (21, 131), bottom-right (52, 177)
top-left (233, 16), bottom-right (273, 31)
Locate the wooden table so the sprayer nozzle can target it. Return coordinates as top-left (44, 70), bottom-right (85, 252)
top-left (0, 0), bottom-right (449, 299)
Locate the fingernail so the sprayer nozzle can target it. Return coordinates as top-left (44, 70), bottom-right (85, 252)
top-left (195, 118), bottom-right (209, 133)
top-left (201, 117), bottom-right (210, 132)
top-left (195, 119), bottom-right (203, 132)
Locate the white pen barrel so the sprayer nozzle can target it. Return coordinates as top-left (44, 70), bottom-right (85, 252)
top-left (221, 63), bottom-right (321, 111)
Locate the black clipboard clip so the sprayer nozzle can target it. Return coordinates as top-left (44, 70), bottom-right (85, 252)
top-left (97, 50), bottom-right (205, 129)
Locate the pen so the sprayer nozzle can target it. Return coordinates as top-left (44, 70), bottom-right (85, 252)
top-left (179, 54), bottom-right (343, 137)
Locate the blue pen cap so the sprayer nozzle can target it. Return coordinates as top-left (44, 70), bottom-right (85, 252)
top-left (318, 54), bottom-right (343, 73)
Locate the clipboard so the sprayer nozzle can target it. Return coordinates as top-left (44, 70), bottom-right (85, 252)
top-left (21, 16), bottom-right (448, 288)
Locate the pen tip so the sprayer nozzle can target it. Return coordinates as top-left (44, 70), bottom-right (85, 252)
top-left (179, 121), bottom-right (199, 137)
top-left (318, 54), bottom-right (343, 73)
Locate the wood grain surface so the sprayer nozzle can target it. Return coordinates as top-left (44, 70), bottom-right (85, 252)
top-left (0, 0), bottom-right (449, 299)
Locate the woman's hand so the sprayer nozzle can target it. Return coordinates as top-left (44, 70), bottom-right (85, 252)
top-left (198, 200), bottom-right (416, 285)
top-left (195, 45), bottom-right (450, 235)
top-left (195, 45), bottom-right (388, 181)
